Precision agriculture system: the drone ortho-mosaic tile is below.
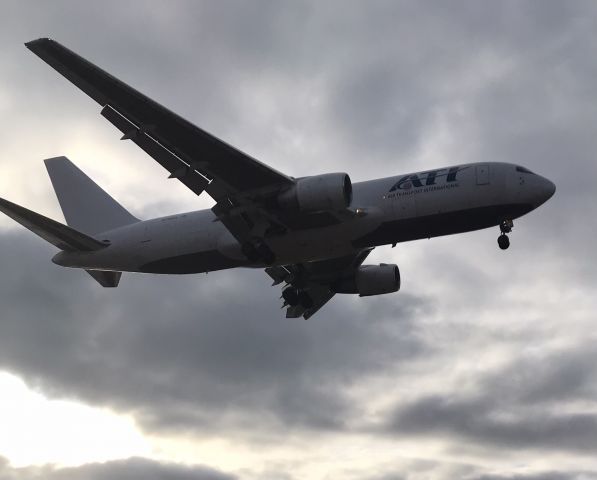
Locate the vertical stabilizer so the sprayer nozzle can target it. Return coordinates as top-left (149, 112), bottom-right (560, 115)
top-left (44, 156), bottom-right (139, 235)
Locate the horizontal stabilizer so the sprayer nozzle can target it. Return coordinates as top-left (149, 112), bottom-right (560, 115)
top-left (86, 269), bottom-right (122, 287)
top-left (0, 197), bottom-right (107, 251)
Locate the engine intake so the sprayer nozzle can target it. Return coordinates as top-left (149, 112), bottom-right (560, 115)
top-left (356, 264), bottom-right (400, 296)
top-left (278, 173), bottom-right (352, 212)
top-left (333, 264), bottom-right (400, 296)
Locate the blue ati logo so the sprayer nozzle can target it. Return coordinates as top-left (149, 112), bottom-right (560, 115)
top-left (389, 166), bottom-right (468, 192)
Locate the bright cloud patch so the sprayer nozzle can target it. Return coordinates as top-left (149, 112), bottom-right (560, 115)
top-left (0, 372), bottom-right (149, 467)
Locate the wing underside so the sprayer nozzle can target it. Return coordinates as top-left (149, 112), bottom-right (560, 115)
top-left (266, 249), bottom-right (373, 320)
top-left (25, 38), bottom-right (294, 197)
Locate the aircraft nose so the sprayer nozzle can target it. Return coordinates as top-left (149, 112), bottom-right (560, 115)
top-left (534, 176), bottom-right (556, 207)
top-left (542, 177), bottom-right (556, 201)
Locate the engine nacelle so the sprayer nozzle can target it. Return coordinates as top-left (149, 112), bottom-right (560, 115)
top-left (356, 264), bottom-right (401, 296)
top-left (333, 264), bottom-right (400, 296)
top-left (278, 173), bottom-right (352, 212)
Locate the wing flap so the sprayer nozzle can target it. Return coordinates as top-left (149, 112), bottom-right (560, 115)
top-left (267, 248), bottom-right (374, 320)
top-left (101, 105), bottom-right (209, 195)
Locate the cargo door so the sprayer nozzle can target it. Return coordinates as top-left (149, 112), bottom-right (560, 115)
top-left (476, 164), bottom-right (490, 185)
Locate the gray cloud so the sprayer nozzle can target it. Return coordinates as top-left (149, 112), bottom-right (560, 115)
top-left (467, 473), bottom-right (597, 480)
top-left (388, 393), bottom-right (597, 454)
top-left (384, 343), bottom-right (597, 455)
top-left (487, 347), bottom-right (597, 406)
top-left (0, 456), bottom-right (235, 480)
top-left (0, 230), bottom-right (429, 436)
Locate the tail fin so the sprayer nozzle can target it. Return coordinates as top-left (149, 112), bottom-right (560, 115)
top-left (44, 156), bottom-right (139, 235)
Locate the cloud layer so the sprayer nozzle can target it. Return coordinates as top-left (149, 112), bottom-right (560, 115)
top-left (0, 457), bottom-right (235, 480)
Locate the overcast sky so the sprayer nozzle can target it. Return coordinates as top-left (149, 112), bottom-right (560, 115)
top-left (0, 1), bottom-right (596, 479)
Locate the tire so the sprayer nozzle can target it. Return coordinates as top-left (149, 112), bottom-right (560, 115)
top-left (498, 234), bottom-right (510, 250)
top-left (282, 287), bottom-right (299, 306)
top-left (255, 241), bottom-right (276, 265)
top-left (298, 291), bottom-right (314, 309)
top-left (241, 242), bottom-right (260, 261)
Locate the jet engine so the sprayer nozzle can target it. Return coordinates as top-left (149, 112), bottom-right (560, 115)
top-left (278, 173), bottom-right (352, 212)
top-left (332, 264), bottom-right (400, 296)
top-left (356, 264), bottom-right (401, 296)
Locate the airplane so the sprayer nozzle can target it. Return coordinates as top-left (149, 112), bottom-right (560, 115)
top-left (0, 38), bottom-right (555, 319)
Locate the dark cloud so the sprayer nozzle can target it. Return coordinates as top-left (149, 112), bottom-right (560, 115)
top-left (0, 230), bottom-right (429, 436)
top-left (486, 347), bottom-right (597, 406)
top-left (388, 393), bottom-right (597, 454)
top-left (384, 343), bottom-right (597, 455)
top-left (362, 474), bottom-right (406, 480)
top-left (468, 473), bottom-right (597, 480)
top-left (0, 456), bottom-right (235, 480)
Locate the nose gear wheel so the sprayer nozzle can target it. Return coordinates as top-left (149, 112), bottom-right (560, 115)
top-left (497, 219), bottom-right (513, 250)
top-left (498, 234), bottom-right (510, 250)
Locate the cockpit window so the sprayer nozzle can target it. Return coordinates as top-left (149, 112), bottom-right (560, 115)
top-left (516, 166), bottom-right (534, 174)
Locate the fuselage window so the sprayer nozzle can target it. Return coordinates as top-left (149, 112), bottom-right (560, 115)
top-left (516, 166), bottom-right (534, 174)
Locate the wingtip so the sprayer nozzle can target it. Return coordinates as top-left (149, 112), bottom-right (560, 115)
top-left (25, 38), bottom-right (52, 50)
top-left (43, 156), bottom-right (69, 165)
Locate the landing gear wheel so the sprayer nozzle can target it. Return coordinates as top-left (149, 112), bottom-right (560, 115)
top-left (241, 242), bottom-right (260, 262)
top-left (241, 238), bottom-right (276, 265)
top-left (282, 287), bottom-right (300, 306)
top-left (498, 234), bottom-right (510, 250)
top-left (298, 291), bottom-right (314, 309)
top-left (255, 241), bottom-right (276, 265)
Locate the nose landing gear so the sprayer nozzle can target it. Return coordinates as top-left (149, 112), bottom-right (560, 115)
top-left (497, 219), bottom-right (513, 250)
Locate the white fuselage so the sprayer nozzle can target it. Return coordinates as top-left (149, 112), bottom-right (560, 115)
top-left (52, 162), bottom-right (555, 274)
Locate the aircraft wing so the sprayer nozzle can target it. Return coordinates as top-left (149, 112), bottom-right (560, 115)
top-left (26, 38), bottom-right (297, 260)
top-left (265, 248), bottom-right (373, 320)
top-left (25, 38), bottom-right (293, 197)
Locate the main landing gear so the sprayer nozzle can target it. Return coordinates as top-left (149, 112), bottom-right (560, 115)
top-left (282, 286), bottom-right (314, 309)
top-left (498, 219), bottom-right (513, 250)
top-left (241, 237), bottom-right (276, 265)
